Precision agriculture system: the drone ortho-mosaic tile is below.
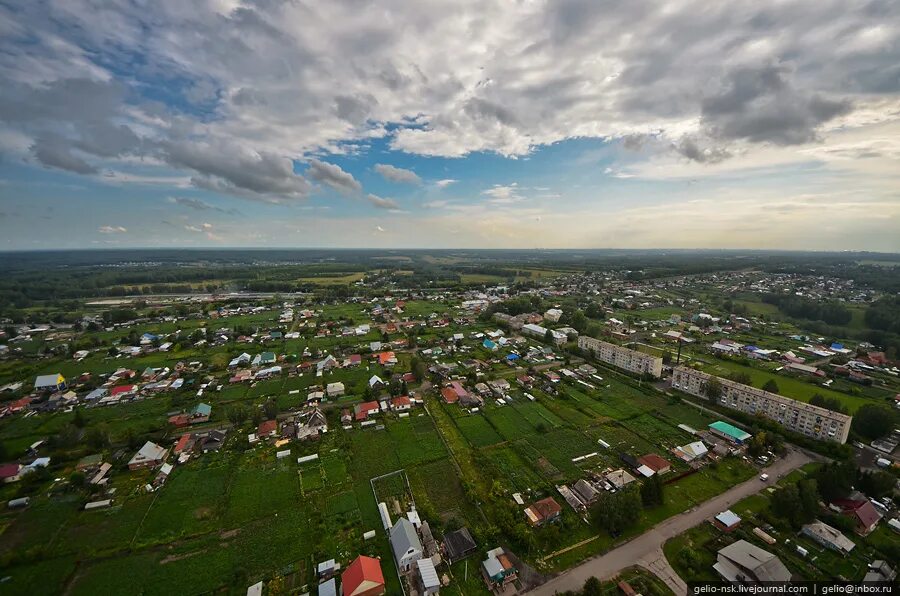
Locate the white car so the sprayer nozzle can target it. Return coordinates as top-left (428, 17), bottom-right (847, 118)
top-left (759, 474), bottom-right (770, 481)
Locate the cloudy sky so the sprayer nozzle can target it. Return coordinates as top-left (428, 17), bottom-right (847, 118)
top-left (1, 0), bottom-right (898, 251)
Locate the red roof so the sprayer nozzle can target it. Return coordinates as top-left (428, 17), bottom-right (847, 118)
top-left (173, 434), bottom-right (193, 454)
top-left (7, 397), bottom-right (31, 411)
top-left (110, 384), bottom-right (136, 396)
top-left (341, 555), bottom-right (385, 596)
top-left (638, 453), bottom-right (671, 472)
top-left (441, 387), bottom-right (459, 403)
top-left (168, 414), bottom-right (190, 427)
top-left (258, 419), bottom-right (277, 436)
top-left (355, 401), bottom-right (380, 420)
top-left (0, 463), bottom-right (20, 480)
top-left (401, 372), bottom-right (416, 383)
top-left (449, 381), bottom-right (468, 397)
top-left (834, 499), bottom-right (881, 530)
top-left (392, 396), bottom-right (411, 408)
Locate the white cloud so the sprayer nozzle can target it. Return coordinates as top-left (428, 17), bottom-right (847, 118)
top-left (482, 183), bottom-right (523, 204)
top-left (98, 225), bottom-right (127, 233)
top-left (435, 179), bottom-right (457, 188)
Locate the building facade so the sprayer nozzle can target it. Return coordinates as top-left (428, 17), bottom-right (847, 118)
top-left (577, 336), bottom-right (663, 378)
top-left (672, 366), bottom-right (852, 443)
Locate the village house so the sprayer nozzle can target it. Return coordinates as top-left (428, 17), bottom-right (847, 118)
top-left (713, 510), bottom-right (741, 532)
top-left (482, 547), bottom-right (518, 590)
top-left (801, 520), bottom-right (855, 555)
top-left (326, 381), bottom-right (345, 398)
top-left (524, 496), bottom-right (562, 526)
top-left (354, 401), bottom-right (381, 421)
top-left (390, 517), bottom-right (423, 572)
top-left (341, 555), bottom-right (385, 596)
top-left (127, 441), bottom-right (168, 470)
top-left (638, 453), bottom-right (671, 475)
top-left (714, 540), bottom-right (791, 583)
top-left (391, 395), bottom-right (412, 411)
top-left (257, 419), bottom-right (278, 438)
top-left (443, 527), bottom-right (477, 563)
top-left (832, 497), bottom-right (882, 536)
top-left (34, 373), bottom-right (66, 393)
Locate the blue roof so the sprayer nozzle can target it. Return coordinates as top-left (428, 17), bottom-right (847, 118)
top-left (483, 339), bottom-right (496, 348)
top-left (831, 343), bottom-right (843, 350)
top-left (506, 353), bottom-right (520, 360)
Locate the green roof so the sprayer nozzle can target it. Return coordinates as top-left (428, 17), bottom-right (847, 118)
top-left (192, 403), bottom-right (212, 416)
top-left (709, 421), bottom-right (751, 440)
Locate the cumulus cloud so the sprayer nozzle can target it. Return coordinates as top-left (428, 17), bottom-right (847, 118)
top-left (0, 0), bottom-right (897, 206)
top-left (306, 159), bottom-right (362, 195)
top-left (482, 183), bottom-right (523, 204)
top-left (98, 225), bottom-right (127, 233)
top-left (374, 163), bottom-right (421, 184)
top-left (163, 140), bottom-right (310, 201)
top-left (31, 135), bottom-right (98, 174)
top-left (699, 64), bottom-right (851, 146)
top-left (365, 193), bottom-right (400, 210)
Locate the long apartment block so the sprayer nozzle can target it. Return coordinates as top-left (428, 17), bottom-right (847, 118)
top-left (577, 336), bottom-right (663, 378)
top-left (671, 366), bottom-right (852, 443)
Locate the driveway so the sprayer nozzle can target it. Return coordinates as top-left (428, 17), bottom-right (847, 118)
top-left (527, 448), bottom-right (815, 595)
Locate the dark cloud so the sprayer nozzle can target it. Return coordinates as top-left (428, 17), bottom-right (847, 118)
top-left (306, 159), bottom-right (362, 195)
top-left (0, 78), bottom-right (126, 125)
top-left (463, 98), bottom-right (519, 127)
top-left (335, 94), bottom-right (376, 124)
top-left (163, 140), bottom-right (310, 200)
top-left (700, 64), bottom-right (851, 145)
top-left (31, 136), bottom-right (98, 174)
top-left (374, 163), bottom-right (421, 184)
top-left (166, 196), bottom-right (240, 214)
top-left (75, 122), bottom-right (142, 158)
top-left (672, 136), bottom-right (732, 164)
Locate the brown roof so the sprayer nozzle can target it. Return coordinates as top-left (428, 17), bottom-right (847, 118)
top-left (531, 497), bottom-right (562, 520)
top-left (441, 387), bottom-right (459, 403)
top-left (638, 453), bottom-right (671, 472)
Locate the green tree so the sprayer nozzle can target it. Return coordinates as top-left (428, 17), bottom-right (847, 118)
top-left (581, 577), bottom-right (602, 596)
top-left (762, 379), bottom-right (780, 394)
top-left (85, 426), bottom-right (110, 449)
top-left (227, 405), bottom-right (248, 426)
top-left (852, 404), bottom-right (898, 440)
top-left (858, 470), bottom-right (896, 499)
top-left (640, 475), bottom-right (665, 507)
top-left (263, 398), bottom-right (278, 420)
top-left (771, 484), bottom-right (806, 527)
top-left (590, 486), bottom-right (642, 535)
top-left (814, 461), bottom-right (857, 502)
top-left (704, 377), bottom-right (723, 400)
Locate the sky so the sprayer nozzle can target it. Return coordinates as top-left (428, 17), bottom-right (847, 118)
top-left (0, 0), bottom-right (898, 251)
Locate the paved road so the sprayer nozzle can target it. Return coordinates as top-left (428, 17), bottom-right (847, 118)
top-left (528, 448), bottom-right (815, 596)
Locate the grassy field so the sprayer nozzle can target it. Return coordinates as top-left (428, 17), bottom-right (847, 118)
top-left (699, 358), bottom-right (872, 413)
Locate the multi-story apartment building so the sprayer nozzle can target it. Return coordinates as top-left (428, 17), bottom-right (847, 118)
top-left (577, 336), bottom-right (663, 378)
top-left (671, 366), bottom-right (851, 443)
